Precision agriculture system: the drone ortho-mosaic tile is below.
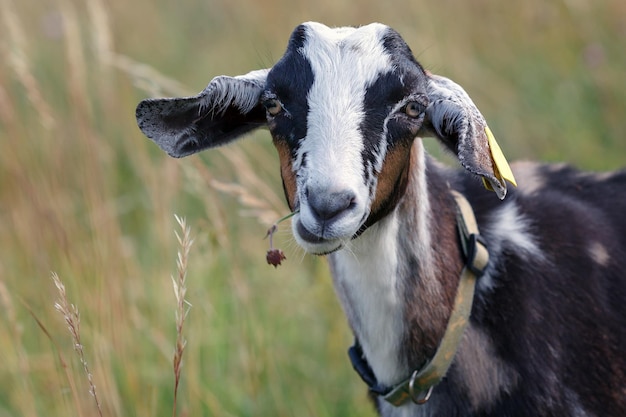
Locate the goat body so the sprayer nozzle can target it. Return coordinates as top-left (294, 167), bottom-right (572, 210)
top-left (136, 22), bottom-right (626, 416)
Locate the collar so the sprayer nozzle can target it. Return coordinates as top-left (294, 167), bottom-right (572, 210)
top-left (348, 190), bottom-right (489, 406)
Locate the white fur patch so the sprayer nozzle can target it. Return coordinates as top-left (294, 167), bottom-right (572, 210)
top-left (588, 241), bottom-right (610, 266)
top-left (491, 203), bottom-right (541, 254)
top-left (301, 22), bottom-right (391, 168)
top-left (404, 143), bottom-right (437, 289)
top-left (331, 213), bottom-right (407, 386)
top-left (565, 388), bottom-right (592, 417)
top-left (292, 23), bottom-right (394, 253)
top-left (455, 325), bottom-right (519, 409)
top-left (480, 202), bottom-right (543, 290)
top-left (200, 69), bottom-right (269, 116)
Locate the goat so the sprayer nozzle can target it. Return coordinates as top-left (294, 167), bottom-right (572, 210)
top-left (136, 22), bottom-right (626, 416)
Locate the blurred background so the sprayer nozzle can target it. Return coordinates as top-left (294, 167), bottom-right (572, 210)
top-left (0, 0), bottom-right (624, 416)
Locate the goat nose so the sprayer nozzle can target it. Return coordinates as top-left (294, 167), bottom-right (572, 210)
top-left (306, 187), bottom-right (356, 221)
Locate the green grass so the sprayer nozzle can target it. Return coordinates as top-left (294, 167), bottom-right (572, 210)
top-left (0, 0), bottom-right (624, 416)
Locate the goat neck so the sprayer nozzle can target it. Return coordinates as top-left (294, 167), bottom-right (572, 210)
top-left (328, 140), bottom-right (464, 389)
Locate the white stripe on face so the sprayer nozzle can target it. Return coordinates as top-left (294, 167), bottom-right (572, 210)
top-left (293, 22), bottom-right (394, 253)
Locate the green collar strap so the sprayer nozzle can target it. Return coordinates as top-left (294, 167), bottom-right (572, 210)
top-left (349, 190), bottom-right (489, 406)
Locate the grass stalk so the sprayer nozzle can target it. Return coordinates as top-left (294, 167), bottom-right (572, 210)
top-left (171, 215), bottom-right (194, 417)
top-left (51, 272), bottom-right (104, 417)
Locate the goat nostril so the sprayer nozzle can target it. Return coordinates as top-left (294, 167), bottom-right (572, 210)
top-left (307, 189), bottom-right (357, 221)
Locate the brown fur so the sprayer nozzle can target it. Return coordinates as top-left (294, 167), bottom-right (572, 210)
top-left (272, 138), bottom-right (298, 210)
top-left (364, 142), bottom-right (414, 232)
top-left (398, 145), bottom-right (463, 370)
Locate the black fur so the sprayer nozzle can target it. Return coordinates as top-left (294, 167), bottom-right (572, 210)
top-left (454, 163), bottom-right (626, 416)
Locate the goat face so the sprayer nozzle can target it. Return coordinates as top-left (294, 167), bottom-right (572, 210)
top-left (264, 22), bottom-right (432, 254)
top-left (136, 22), bottom-right (508, 255)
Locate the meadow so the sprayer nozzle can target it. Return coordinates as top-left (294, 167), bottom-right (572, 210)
top-left (0, 0), bottom-right (624, 416)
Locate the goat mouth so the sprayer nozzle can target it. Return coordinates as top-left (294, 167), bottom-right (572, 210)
top-left (296, 221), bottom-right (326, 244)
top-left (294, 220), bottom-right (344, 255)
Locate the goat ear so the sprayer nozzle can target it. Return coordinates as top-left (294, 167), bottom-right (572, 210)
top-left (421, 73), bottom-right (516, 199)
top-left (136, 69), bottom-right (269, 158)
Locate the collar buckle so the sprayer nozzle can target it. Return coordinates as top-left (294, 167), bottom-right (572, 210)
top-left (409, 373), bottom-right (434, 404)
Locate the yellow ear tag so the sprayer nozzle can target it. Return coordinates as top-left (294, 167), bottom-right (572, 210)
top-left (482, 126), bottom-right (517, 191)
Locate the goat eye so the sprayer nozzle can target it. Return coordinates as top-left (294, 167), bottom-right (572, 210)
top-left (264, 98), bottom-right (283, 116)
top-left (404, 101), bottom-right (423, 118)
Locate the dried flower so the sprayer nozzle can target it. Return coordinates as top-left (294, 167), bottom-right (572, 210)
top-left (266, 248), bottom-right (287, 267)
top-left (264, 210), bottom-right (298, 268)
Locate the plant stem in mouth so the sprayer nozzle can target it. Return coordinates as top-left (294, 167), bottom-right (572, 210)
top-left (265, 210), bottom-right (299, 267)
